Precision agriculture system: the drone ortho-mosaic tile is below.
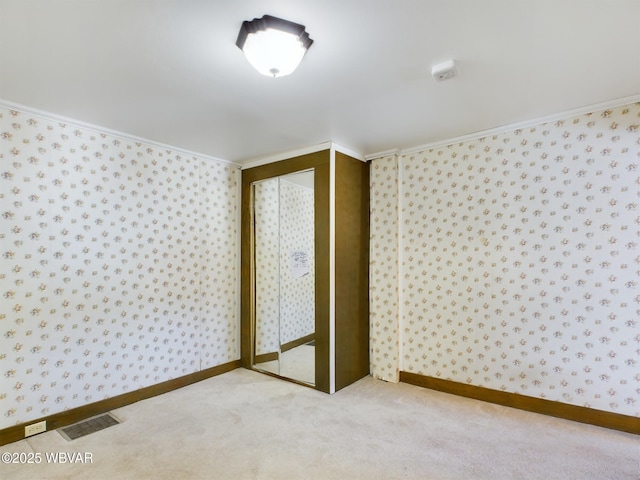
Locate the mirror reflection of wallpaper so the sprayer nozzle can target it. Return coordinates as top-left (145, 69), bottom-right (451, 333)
top-left (254, 179), bottom-right (280, 356)
top-left (0, 105), bottom-right (239, 429)
top-left (370, 102), bottom-right (640, 417)
top-left (253, 178), bottom-right (314, 355)
top-left (279, 180), bottom-right (314, 345)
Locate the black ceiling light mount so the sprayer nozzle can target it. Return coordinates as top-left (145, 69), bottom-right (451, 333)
top-left (236, 15), bottom-right (314, 77)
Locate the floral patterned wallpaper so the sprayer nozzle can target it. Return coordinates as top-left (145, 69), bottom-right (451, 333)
top-left (370, 102), bottom-right (640, 417)
top-left (0, 105), bottom-right (240, 429)
top-left (254, 178), bottom-right (314, 356)
top-left (278, 179), bottom-right (314, 345)
top-left (369, 155), bottom-right (400, 382)
top-left (254, 179), bottom-right (281, 356)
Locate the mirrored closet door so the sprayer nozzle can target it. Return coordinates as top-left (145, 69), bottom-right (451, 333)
top-left (253, 171), bottom-right (316, 385)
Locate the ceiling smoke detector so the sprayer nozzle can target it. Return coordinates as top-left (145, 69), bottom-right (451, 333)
top-left (431, 60), bottom-right (457, 82)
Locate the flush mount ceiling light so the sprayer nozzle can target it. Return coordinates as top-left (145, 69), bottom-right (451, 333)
top-left (236, 15), bottom-right (313, 78)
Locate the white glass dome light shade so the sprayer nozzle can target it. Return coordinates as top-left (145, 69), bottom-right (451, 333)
top-left (242, 29), bottom-right (306, 77)
top-left (236, 15), bottom-right (313, 78)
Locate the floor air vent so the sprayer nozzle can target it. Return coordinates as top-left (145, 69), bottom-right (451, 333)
top-left (58, 413), bottom-right (121, 441)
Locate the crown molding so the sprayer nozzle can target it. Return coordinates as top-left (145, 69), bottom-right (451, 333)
top-left (0, 99), bottom-right (239, 168)
top-left (364, 148), bottom-right (400, 161)
top-left (241, 141), bottom-right (365, 170)
top-left (366, 94), bottom-right (640, 161)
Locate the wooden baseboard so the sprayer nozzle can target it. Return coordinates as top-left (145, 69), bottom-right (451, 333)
top-left (253, 334), bottom-right (315, 364)
top-left (0, 359), bottom-right (241, 446)
top-left (254, 351), bottom-right (279, 364)
top-left (400, 371), bottom-right (639, 435)
top-left (281, 333), bottom-right (315, 353)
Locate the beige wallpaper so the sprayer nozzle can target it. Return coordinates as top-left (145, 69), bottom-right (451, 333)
top-left (369, 155), bottom-right (400, 382)
top-left (370, 102), bottom-right (640, 417)
top-left (0, 105), bottom-right (240, 429)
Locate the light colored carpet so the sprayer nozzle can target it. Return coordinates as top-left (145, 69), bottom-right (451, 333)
top-left (2, 368), bottom-right (638, 479)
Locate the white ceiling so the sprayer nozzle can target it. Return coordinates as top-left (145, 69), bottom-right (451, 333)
top-left (1, 0), bottom-right (639, 165)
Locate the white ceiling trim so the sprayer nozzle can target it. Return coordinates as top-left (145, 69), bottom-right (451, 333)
top-left (241, 142), bottom-right (334, 170)
top-left (241, 141), bottom-right (365, 170)
top-left (332, 143), bottom-right (366, 163)
top-left (4, 93), bottom-right (637, 168)
top-left (365, 94), bottom-right (640, 161)
top-left (0, 98), bottom-right (240, 168)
